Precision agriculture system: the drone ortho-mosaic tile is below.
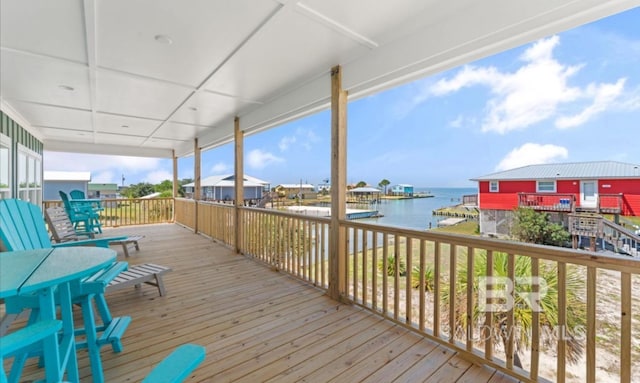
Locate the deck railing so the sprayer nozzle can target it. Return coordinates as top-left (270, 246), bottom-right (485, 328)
top-left (463, 194), bottom-right (478, 206)
top-left (44, 197), bottom-right (174, 227)
top-left (518, 193), bottom-right (624, 214)
top-left (598, 193), bottom-right (624, 214)
top-left (518, 193), bottom-right (575, 212)
top-left (174, 200), bottom-right (640, 383)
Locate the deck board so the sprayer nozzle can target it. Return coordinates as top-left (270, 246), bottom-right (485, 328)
top-left (10, 223), bottom-right (518, 382)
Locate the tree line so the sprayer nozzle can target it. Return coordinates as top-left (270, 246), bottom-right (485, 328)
top-left (123, 179), bottom-right (193, 198)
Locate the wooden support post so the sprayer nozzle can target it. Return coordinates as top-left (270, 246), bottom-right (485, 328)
top-left (172, 150), bottom-right (178, 198)
top-left (328, 65), bottom-right (348, 301)
top-left (194, 139), bottom-right (201, 234)
top-left (234, 117), bottom-right (244, 254)
top-left (172, 150), bottom-right (178, 222)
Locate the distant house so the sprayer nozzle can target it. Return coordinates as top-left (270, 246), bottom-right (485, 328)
top-left (275, 183), bottom-right (316, 199)
top-left (43, 171), bottom-right (91, 201)
top-left (348, 186), bottom-right (382, 202)
top-left (183, 174), bottom-right (270, 202)
top-left (88, 183), bottom-right (118, 199)
top-left (390, 184), bottom-right (414, 197)
top-left (471, 161), bottom-right (640, 236)
top-left (317, 183), bottom-right (331, 193)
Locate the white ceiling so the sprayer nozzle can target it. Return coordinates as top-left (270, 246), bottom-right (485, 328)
top-left (1, 0), bottom-right (638, 158)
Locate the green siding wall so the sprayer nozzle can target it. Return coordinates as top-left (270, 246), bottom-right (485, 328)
top-left (1, 111), bottom-right (43, 154)
top-left (1, 110), bottom-right (44, 199)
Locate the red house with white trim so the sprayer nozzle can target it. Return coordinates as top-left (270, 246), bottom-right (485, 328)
top-left (471, 161), bottom-right (640, 236)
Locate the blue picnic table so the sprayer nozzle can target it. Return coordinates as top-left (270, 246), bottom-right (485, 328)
top-left (0, 247), bottom-right (116, 383)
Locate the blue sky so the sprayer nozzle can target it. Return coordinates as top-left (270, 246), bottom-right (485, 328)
top-left (45, 8), bottom-right (640, 188)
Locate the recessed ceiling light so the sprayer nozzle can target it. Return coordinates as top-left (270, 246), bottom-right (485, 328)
top-left (58, 85), bottom-right (74, 91)
top-left (121, 125), bottom-right (129, 128)
top-left (154, 34), bottom-right (173, 45)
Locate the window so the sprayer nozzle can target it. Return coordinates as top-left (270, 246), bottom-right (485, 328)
top-left (489, 181), bottom-right (499, 192)
top-left (17, 144), bottom-right (42, 205)
top-left (0, 133), bottom-right (10, 199)
top-left (537, 180), bottom-right (556, 193)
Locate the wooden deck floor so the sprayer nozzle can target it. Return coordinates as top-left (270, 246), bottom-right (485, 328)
top-left (15, 223), bottom-right (518, 382)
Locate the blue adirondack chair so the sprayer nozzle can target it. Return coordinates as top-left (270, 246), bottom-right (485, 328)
top-left (0, 199), bottom-right (131, 354)
top-left (69, 189), bottom-right (86, 199)
top-left (59, 190), bottom-right (103, 233)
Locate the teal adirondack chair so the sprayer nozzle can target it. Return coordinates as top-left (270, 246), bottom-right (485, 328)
top-left (69, 189), bottom-right (86, 199)
top-left (59, 190), bottom-right (103, 233)
top-left (0, 199), bottom-right (131, 354)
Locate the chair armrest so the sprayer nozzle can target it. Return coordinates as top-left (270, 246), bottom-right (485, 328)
top-left (142, 344), bottom-right (206, 383)
top-left (52, 236), bottom-right (128, 248)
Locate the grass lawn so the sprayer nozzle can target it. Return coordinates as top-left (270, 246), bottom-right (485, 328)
top-left (431, 220), bottom-right (479, 235)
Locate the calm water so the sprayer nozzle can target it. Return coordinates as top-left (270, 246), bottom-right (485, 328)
top-left (358, 187), bottom-right (477, 230)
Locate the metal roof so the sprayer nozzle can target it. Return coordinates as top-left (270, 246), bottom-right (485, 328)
top-left (348, 187), bottom-right (382, 193)
top-left (2, 1), bottom-right (636, 159)
top-left (88, 183), bottom-right (118, 191)
top-left (43, 171), bottom-right (91, 181)
top-left (471, 161), bottom-right (640, 181)
top-left (276, 184), bottom-right (315, 189)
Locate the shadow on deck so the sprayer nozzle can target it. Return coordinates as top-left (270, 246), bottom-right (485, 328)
top-left (17, 223), bottom-right (517, 382)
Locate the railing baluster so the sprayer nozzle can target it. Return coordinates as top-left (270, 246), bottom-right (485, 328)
top-left (506, 253), bottom-right (515, 371)
top-left (434, 241), bottom-right (441, 338)
top-left (353, 228), bottom-right (359, 301)
top-left (372, 231), bottom-right (378, 311)
top-left (382, 233), bottom-right (388, 316)
top-left (621, 272), bottom-right (631, 383)
top-left (321, 223), bottom-right (326, 287)
top-left (530, 257), bottom-right (540, 380)
top-left (394, 234), bottom-right (400, 321)
top-left (466, 246), bottom-right (474, 352)
top-left (406, 236), bottom-right (413, 324)
top-left (449, 244), bottom-right (456, 343)
top-left (586, 266), bottom-right (596, 383)
top-left (557, 261), bottom-right (567, 383)
top-left (419, 239), bottom-right (426, 332)
top-left (484, 250), bottom-right (493, 361)
top-left (362, 229), bottom-right (368, 307)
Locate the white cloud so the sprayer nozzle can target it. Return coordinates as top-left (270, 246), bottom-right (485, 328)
top-left (278, 128), bottom-right (320, 152)
top-left (298, 128), bottom-right (320, 151)
top-left (92, 171), bottom-right (115, 183)
top-left (555, 78), bottom-right (626, 128)
top-left (211, 162), bottom-right (230, 174)
top-left (44, 152), bottom-right (164, 184)
top-left (278, 136), bottom-right (296, 151)
top-left (495, 143), bottom-right (568, 171)
top-left (449, 115), bottom-right (464, 128)
top-left (246, 149), bottom-right (284, 169)
top-left (426, 36), bottom-right (628, 133)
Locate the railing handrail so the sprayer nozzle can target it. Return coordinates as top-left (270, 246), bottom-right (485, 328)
top-left (342, 218), bottom-right (640, 273)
